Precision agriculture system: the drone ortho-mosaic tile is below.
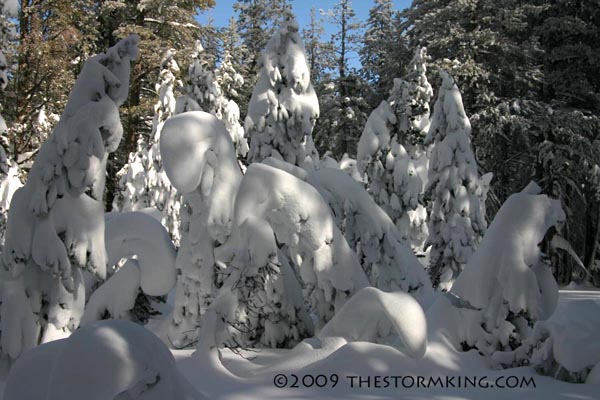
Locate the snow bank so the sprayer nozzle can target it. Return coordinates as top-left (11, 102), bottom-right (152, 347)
top-left (317, 287), bottom-right (427, 359)
top-left (4, 320), bottom-right (207, 400)
top-left (428, 185), bottom-right (565, 355)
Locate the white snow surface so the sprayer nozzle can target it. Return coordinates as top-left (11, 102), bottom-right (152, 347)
top-left (3, 320), bottom-right (207, 400)
top-left (317, 287), bottom-right (427, 359)
top-left (1, 291), bottom-right (598, 399)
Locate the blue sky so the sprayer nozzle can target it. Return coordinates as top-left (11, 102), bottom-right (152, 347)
top-left (197, 0), bottom-right (412, 69)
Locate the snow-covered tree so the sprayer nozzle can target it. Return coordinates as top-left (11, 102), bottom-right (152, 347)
top-left (178, 41), bottom-right (249, 160)
top-left (357, 48), bottom-right (433, 253)
top-left (428, 183), bottom-right (564, 358)
top-left (160, 112), bottom-right (244, 348)
top-left (161, 112), bottom-right (372, 347)
top-left (302, 7), bottom-right (335, 85)
top-left (245, 15), bottom-right (320, 169)
top-left (204, 216), bottom-right (313, 349)
top-left (0, 0), bottom-right (20, 247)
top-left (113, 50), bottom-right (182, 244)
top-left (425, 71), bottom-right (492, 290)
top-left (0, 36), bottom-right (139, 360)
top-left (217, 17), bottom-right (246, 102)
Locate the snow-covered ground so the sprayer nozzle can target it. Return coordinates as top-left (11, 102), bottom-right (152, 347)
top-left (166, 289), bottom-right (600, 400)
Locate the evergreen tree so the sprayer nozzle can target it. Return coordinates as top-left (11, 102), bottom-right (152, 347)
top-left (360, 0), bottom-right (409, 108)
top-left (113, 50), bottom-right (183, 245)
top-left (314, 0), bottom-right (369, 159)
top-left (245, 15), bottom-right (319, 168)
top-left (97, 0), bottom-right (214, 210)
top-left (233, 0), bottom-right (290, 116)
top-left (357, 47), bottom-right (434, 253)
top-left (217, 17), bottom-right (247, 102)
top-left (425, 71), bottom-right (492, 291)
top-left (301, 7), bottom-right (335, 85)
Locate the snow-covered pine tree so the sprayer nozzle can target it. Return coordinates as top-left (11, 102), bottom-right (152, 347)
top-left (0, 0), bottom-right (20, 247)
top-left (159, 111), bottom-right (244, 348)
top-left (245, 14), bottom-right (320, 169)
top-left (428, 182), bottom-right (564, 357)
top-left (217, 17), bottom-right (246, 102)
top-left (425, 71), bottom-right (492, 291)
top-left (113, 50), bottom-right (182, 245)
top-left (178, 40), bottom-right (249, 160)
top-left (302, 7), bottom-right (335, 86)
top-left (207, 216), bottom-right (313, 349)
top-left (0, 36), bottom-right (139, 360)
top-left (357, 47), bottom-right (433, 253)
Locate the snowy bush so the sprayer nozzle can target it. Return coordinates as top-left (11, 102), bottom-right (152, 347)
top-left (424, 71), bottom-right (492, 290)
top-left (492, 299), bottom-right (600, 384)
top-left (113, 50), bottom-right (183, 245)
top-left (357, 48), bottom-right (433, 254)
top-left (245, 16), bottom-right (319, 169)
top-left (428, 183), bottom-right (565, 357)
top-left (0, 35), bottom-right (139, 359)
top-left (4, 320), bottom-right (207, 400)
top-left (231, 163), bottom-right (370, 327)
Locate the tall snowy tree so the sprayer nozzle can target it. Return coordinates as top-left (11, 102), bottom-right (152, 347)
top-left (245, 15), bottom-right (319, 168)
top-left (233, 0), bottom-right (290, 116)
top-left (357, 47), bottom-right (434, 253)
top-left (302, 7), bottom-right (335, 85)
top-left (97, 0), bottom-right (214, 209)
top-left (359, 0), bottom-right (409, 108)
top-left (0, 36), bottom-right (139, 360)
top-left (425, 71), bottom-right (492, 291)
top-left (113, 49), bottom-right (183, 245)
top-left (178, 41), bottom-right (249, 159)
top-left (314, 0), bottom-right (369, 159)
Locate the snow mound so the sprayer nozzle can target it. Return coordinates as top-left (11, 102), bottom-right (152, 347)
top-left (4, 320), bottom-right (207, 400)
top-left (318, 287), bottom-right (427, 359)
